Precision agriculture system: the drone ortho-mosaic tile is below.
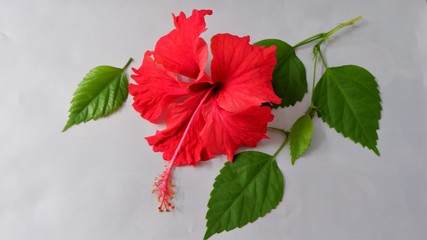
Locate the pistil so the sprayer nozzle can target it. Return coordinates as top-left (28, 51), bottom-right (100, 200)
top-left (153, 87), bottom-right (214, 211)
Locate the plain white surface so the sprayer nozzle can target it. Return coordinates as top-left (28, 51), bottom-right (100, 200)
top-left (1, 0), bottom-right (427, 239)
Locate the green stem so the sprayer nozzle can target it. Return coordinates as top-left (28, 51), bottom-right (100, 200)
top-left (293, 33), bottom-right (324, 48)
top-left (305, 51), bottom-right (319, 118)
top-left (293, 16), bottom-right (362, 49)
top-left (312, 51), bottom-right (318, 95)
top-left (323, 15), bottom-right (362, 40)
top-left (304, 16), bottom-right (361, 117)
top-left (316, 47), bottom-right (328, 68)
top-left (269, 16), bottom-right (363, 158)
top-left (268, 127), bottom-right (289, 135)
top-left (122, 57), bottom-right (133, 70)
top-left (268, 127), bottom-right (290, 159)
top-left (272, 132), bottom-right (289, 159)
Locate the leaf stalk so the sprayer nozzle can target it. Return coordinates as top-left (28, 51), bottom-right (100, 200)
top-left (271, 130), bottom-right (290, 159)
top-left (122, 57), bottom-right (133, 70)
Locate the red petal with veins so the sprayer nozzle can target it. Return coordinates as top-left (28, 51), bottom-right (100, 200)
top-left (154, 9), bottom-right (212, 81)
top-left (146, 90), bottom-right (214, 166)
top-left (211, 34), bottom-right (281, 112)
top-left (131, 11), bottom-right (279, 167)
top-left (201, 100), bottom-right (274, 160)
top-left (129, 51), bottom-right (189, 123)
top-left (130, 9), bottom-right (282, 211)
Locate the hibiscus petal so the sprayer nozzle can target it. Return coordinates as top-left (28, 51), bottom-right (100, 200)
top-left (129, 51), bottom-right (189, 123)
top-left (146, 90), bottom-right (214, 166)
top-left (154, 9), bottom-right (212, 81)
top-left (200, 100), bottom-right (274, 161)
top-left (211, 34), bottom-right (281, 112)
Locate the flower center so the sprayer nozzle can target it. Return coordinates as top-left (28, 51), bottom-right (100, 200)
top-left (189, 82), bottom-right (212, 92)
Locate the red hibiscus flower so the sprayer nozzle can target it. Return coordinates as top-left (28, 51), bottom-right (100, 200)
top-left (129, 9), bottom-right (281, 211)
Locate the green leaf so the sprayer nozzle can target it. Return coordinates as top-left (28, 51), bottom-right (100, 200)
top-left (63, 58), bottom-right (133, 132)
top-left (290, 115), bottom-right (313, 164)
top-left (204, 151), bottom-right (284, 240)
top-left (255, 39), bottom-right (307, 107)
top-left (313, 65), bottom-right (381, 155)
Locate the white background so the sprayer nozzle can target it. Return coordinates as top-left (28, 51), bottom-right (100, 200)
top-left (1, 0), bottom-right (426, 239)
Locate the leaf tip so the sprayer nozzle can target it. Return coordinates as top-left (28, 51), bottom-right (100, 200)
top-left (291, 157), bottom-right (296, 165)
top-left (203, 229), bottom-right (214, 240)
top-left (372, 146), bottom-right (380, 156)
top-left (62, 122), bottom-right (73, 132)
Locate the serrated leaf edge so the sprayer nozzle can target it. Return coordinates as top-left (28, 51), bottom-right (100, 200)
top-left (63, 66), bottom-right (128, 132)
top-left (204, 152), bottom-right (284, 239)
top-left (313, 65), bottom-right (381, 155)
